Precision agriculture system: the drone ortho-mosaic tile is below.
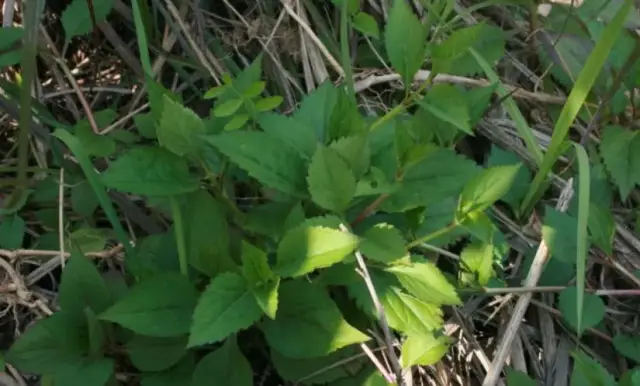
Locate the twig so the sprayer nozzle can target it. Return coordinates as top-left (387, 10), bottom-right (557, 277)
top-left (57, 168), bottom-right (65, 269)
top-left (360, 343), bottom-right (395, 384)
top-left (482, 180), bottom-right (574, 386)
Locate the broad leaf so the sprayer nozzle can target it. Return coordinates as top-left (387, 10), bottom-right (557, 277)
top-left (486, 145), bottom-right (531, 210)
top-left (419, 84), bottom-right (472, 135)
top-left (271, 346), bottom-right (365, 385)
top-left (459, 241), bottom-right (494, 286)
top-left (542, 206), bottom-right (581, 264)
top-left (61, 0), bottom-right (114, 40)
top-left (99, 273), bottom-right (199, 337)
top-left (101, 147), bottom-right (200, 196)
top-left (0, 214), bottom-right (25, 249)
top-left (612, 333), bottom-right (640, 362)
top-left (74, 124), bottom-right (116, 158)
top-left (140, 356), bottom-right (195, 386)
top-left (505, 368), bottom-right (537, 386)
top-left (241, 241), bottom-right (279, 319)
top-left (385, 0), bottom-right (427, 87)
top-left (387, 262), bottom-right (461, 306)
top-left (600, 125), bottom-right (640, 200)
top-left (457, 164), bottom-right (521, 217)
top-left (360, 223), bottom-right (408, 264)
top-left (400, 332), bottom-right (451, 368)
top-left (188, 272), bottom-right (263, 347)
top-left (293, 81), bottom-right (339, 142)
top-left (329, 134), bottom-right (370, 179)
top-left (257, 112), bottom-right (317, 160)
top-left (206, 131), bottom-right (308, 196)
top-left (307, 146), bottom-right (357, 212)
top-left (59, 251), bottom-right (113, 317)
top-left (127, 335), bottom-right (187, 372)
top-left (263, 280), bottom-right (369, 359)
top-left (352, 12), bottom-right (379, 39)
top-left (276, 223), bottom-right (360, 277)
top-left (191, 338), bottom-right (252, 386)
top-left (53, 358), bottom-right (114, 386)
top-left (570, 350), bottom-right (616, 386)
top-left (558, 287), bottom-right (605, 336)
top-left (157, 95), bottom-right (206, 157)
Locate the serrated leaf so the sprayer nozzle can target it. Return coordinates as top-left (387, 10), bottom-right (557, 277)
top-left (213, 99), bottom-right (243, 117)
top-left (352, 12), bottom-right (379, 39)
top-left (101, 147), bottom-right (199, 196)
top-left (385, 0), bottom-right (427, 87)
top-left (432, 23), bottom-right (505, 76)
top-left (294, 81), bottom-right (339, 141)
top-left (263, 280), bottom-right (370, 358)
top-left (241, 241), bottom-right (279, 319)
top-left (486, 145), bottom-right (531, 209)
top-left (570, 350), bottom-right (616, 386)
top-left (360, 223), bottom-right (407, 264)
top-left (386, 262), bottom-right (461, 306)
top-left (400, 332), bottom-right (451, 368)
top-left (53, 358), bottom-right (114, 386)
top-left (59, 251), bottom-right (112, 317)
top-left (0, 215), bottom-right (25, 249)
top-left (457, 164), bottom-right (522, 217)
top-left (586, 203), bottom-right (615, 255)
top-left (419, 84), bottom-right (472, 135)
top-left (599, 125), bottom-right (640, 200)
top-left (271, 346), bottom-right (365, 385)
top-left (61, 0), bottom-right (114, 40)
top-left (327, 90), bottom-right (366, 141)
top-left (465, 83), bottom-right (499, 125)
top-left (258, 112), bottom-right (318, 160)
top-left (459, 241), bottom-right (494, 286)
top-left (505, 368), bottom-right (537, 386)
top-left (206, 131), bottom-right (308, 196)
top-left (329, 134), bottom-right (370, 179)
top-left (558, 287), bottom-right (605, 336)
top-left (157, 95), bottom-right (206, 156)
top-left (255, 96), bottom-right (283, 112)
top-left (307, 146), bottom-right (357, 212)
top-left (188, 272), bottom-right (263, 347)
top-left (191, 338), bottom-right (252, 386)
top-left (99, 273), bottom-right (199, 337)
top-left (276, 224), bottom-right (360, 277)
top-left (126, 335), bottom-right (187, 372)
top-left (74, 124), bottom-right (117, 158)
top-left (542, 206), bottom-right (580, 264)
top-left (612, 333), bottom-right (640, 362)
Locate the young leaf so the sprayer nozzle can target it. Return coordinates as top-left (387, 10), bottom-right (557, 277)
top-left (459, 241), bottom-right (494, 286)
top-left (243, 81), bottom-right (266, 98)
top-left (188, 272), bottom-right (263, 348)
top-left (101, 147), bottom-right (200, 196)
top-left (257, 112), bottom-right (318, 160)
top-left (542, 206), bottom-right (580, 264)
top-left (0, 214), bottom-right (25, 249)
top-left (486, 145), bottom-right (532, 210)
top-left (418, 84), bottom-right (472, 135)
top-left (241, 241), bottom-right (279, 319)
top-left (400, 332), bottom-right (451, 368)
top-left (157, 95), bottom-right (206, 157)
top-left (126, 335), bottom-right (187, 372)
top-left (276, 224), bottom-right (360, 277)
top-left (386, 262), bottom-right (461, 306)
top-left (505, 368), bottom-right (537, 386)
top-left (213, 99), bottom-right (243, 117)
top-left (385, 0), bottom-right (427, 87)
top-left (99, 273), bottom-right (199, 337)
top-left (59, 251), bottom-right (113, 317)
top-left (205, 131), bottom-right (308, 196)
top-left (360, 223), bottom-right (408, 264)
top-left (457, 164), bottom-right (521, 218)
top-left (599, 125), bottom-right (640, 200)
top-left (263, 280), bottom-right (369, 359)
top-left (352, 12), bottom-right (379, 39)
top-left (61, 0), bottom-right (114, 40)
top-left (612, 333), bottom-right (640, 362)
top-left (52, 358), bottom-right (114, 386)
top-left (558, 287), bottom-right (605, 336)
top-left (204, 84), bottom-right (227, 99)
top-left (224, 114), bottom-right (250, 131)
top-left (191, 338), bottom-right (252, 386)
top-left (255, 96), bottom-right (284, 112)
top-left (307, 146), bottom-right (357, 213)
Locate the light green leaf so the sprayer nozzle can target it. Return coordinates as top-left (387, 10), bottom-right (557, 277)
top-left (459, 241), bottom-right (494, 286)
top-left (360, 223), bottom-right (407, 264)
top-left (99, 273), bottom-right (199, 337)
top-left (352, 12), bottom-right (379, 39)
top-left (558, 287), bottom-right (605, 336)
top-left (276, 224), bottom-right (360, 277)
top-left (206, 131), bottom-right (308, 196)
top-left (0, 215), bottom-right (25, 249)
top-left (59, 251), bottom-right (112, 316)
top-left (542, 206), bottom-right (580, 264)
top-left (419, 84), bottom-right (472, 135)
top-left (457, 164), bottom-right (522, 217)
top-left (188, 272), bottom-right (263, 348)
top-left (213, 99), bottom-right (243, 117)
top-left (505, 368), bottom-right (537, 386)
top-left (386, 262), bottom-right (461, 306)
top-left (271, 346), bottom-right (365, 385)
top-left (204, 84), bottom-right (227, 99)
top-left (486, 145), bottom-right (531, 209)
top-left (400, 332), bottom-right (451, 368)
top-left (53, 358), bottom-right (114, 386)
top-left (599, 125), bottom-right (640, 200)
top-left (263, 280), bottom-right (370, 358)
top-left (61, 0), bottom-right (114, 40)
top-left (191, 338), bottom-right (252, 386)
top-left (255, 96), bottom-right (283, 112)
top-left (67, 227), bottom-right (106, 254)
top-left (224, 114), bottom-right (250, 131)
top-left (242, 81), bottom-right (266, 98)
top-left (385, 0), bottom-right (427, 87)
top-left (126, 335), bottom-right (187, 372)
top-left (101, 147), bottom-right (200, 196)
top-left (157, 95), bottom-right (206, 156)
top-left (331, 0), bottom-right (359, 15)
top-left (241, 241), bottom-right (279, 319)
top-left (612, 333), bottom-right (640, 362)
top-left (257, 112), bottom-right (318, 160)
top-left (307, 146), bottom-right (357, 212)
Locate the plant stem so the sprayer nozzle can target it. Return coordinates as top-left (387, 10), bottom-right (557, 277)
top-left (351, 194), bottom-right (389, 226)
top-left (170, 196), bottom-right (189, 278)
top-left (406, 221), bottom-right (457, 249)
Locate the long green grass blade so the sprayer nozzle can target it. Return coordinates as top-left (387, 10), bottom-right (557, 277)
top-left (572, 143), bottom-right (590, 337)
top-left (520, 0), bottom-right (633, 215)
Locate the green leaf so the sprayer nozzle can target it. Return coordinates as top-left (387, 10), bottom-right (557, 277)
top-left (542, 206), bottom-right (580, 264)
top-left (263, 280), bottom-right (369, 359)
top-left (586, 203), bottom-right (615, 255)
top-left (243, 81), bottom-right (266, 98)
top-left (294, 82), bottom-right (339, 142)
top-left (255, 96), bottom-right (284, 112)
top-left (206, 131), bottom-right (308, 196)
top-left (6, 311), bottom-right (88, 374)
top-left (127, 335), bottom-right (187, 372)
top-left (400, 332), bottom-right (451, 368)
top-left (68, 227), bottom-right (106, 254)
top-left (188, 272), bottom-right (263, 348)
top-left (352, 12), bottom-right (379, 39)
top-left (599, 125), bottom-right (640, 200)
top-left (465, 83), bottom-right (499, 126)
top-left (204, 85), bottom-right (228, 99)
top-left (459, 241), bottom-right (494, 286)
top-left (140, 356), bottom-right (195, 386)
top-left (213, 99), bottom-right (243, 117)
top-left (570, 350), bottom-right (616, 386)
top-left (224, 114), bottom-right (250, 131)
top-left (71, 180), bottom-right (100, 217)
top-left (59, 251), bottom-right (112, 316)
top-left (486, 145), bottom-right (531, 210)
top-left (0, 27), bottom-right (24, 51)
top-left (276, 224), bottom-right (360, 277)
top-left (101, 147), bottom-right (200, 196)
top-left (385, 0), bottom-right (427, 87)
top-left (134, 113), bottom-right (157, 139)
top-left (61, 0), bottom-right (114, 40)
top-left (386, 261), bottom-right (461, 306)
top-left (241, 241), bottom-right (279, 319)
top-left (271, 346), bottom-right (365, 385)
top-left (307, 146), bottom-right (357, 212)
top-left (99, 273), bottom-right (199, 337)
top-left (331, 0), bottom-right (359, 15)
top-left (191, 337), bottom-right (252, 386)
top-left (327, 90), bottom-right (366, 141)
top-left (558, 287), bottom-right (605, 336)
top-left (74, 124), bottom-right (117, 158)
top-left (360, 223), bottom-right (407, 264)
top-left (419, 84), bottom-right (472, 135)
top-left (505, 368), bottom-right (537, 386)
top-left (257, 112), bottom-right (318, 161)
top-left (612, 333), bottom-right (640, 363)
top-left (329, 134), bottom-right (370, 179)
top-left (457, 164), bottom-right (521, 217)
top-left (432, 23), bottom-right (505, 76)
top-left (0, 215), bottom-right (25, 249)
top-left (157, 95), bottom-right (206, 156)
top-left (53, 358), bottom-right (114, 386)
top-left (619, 368), bottom-right (640, 386)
